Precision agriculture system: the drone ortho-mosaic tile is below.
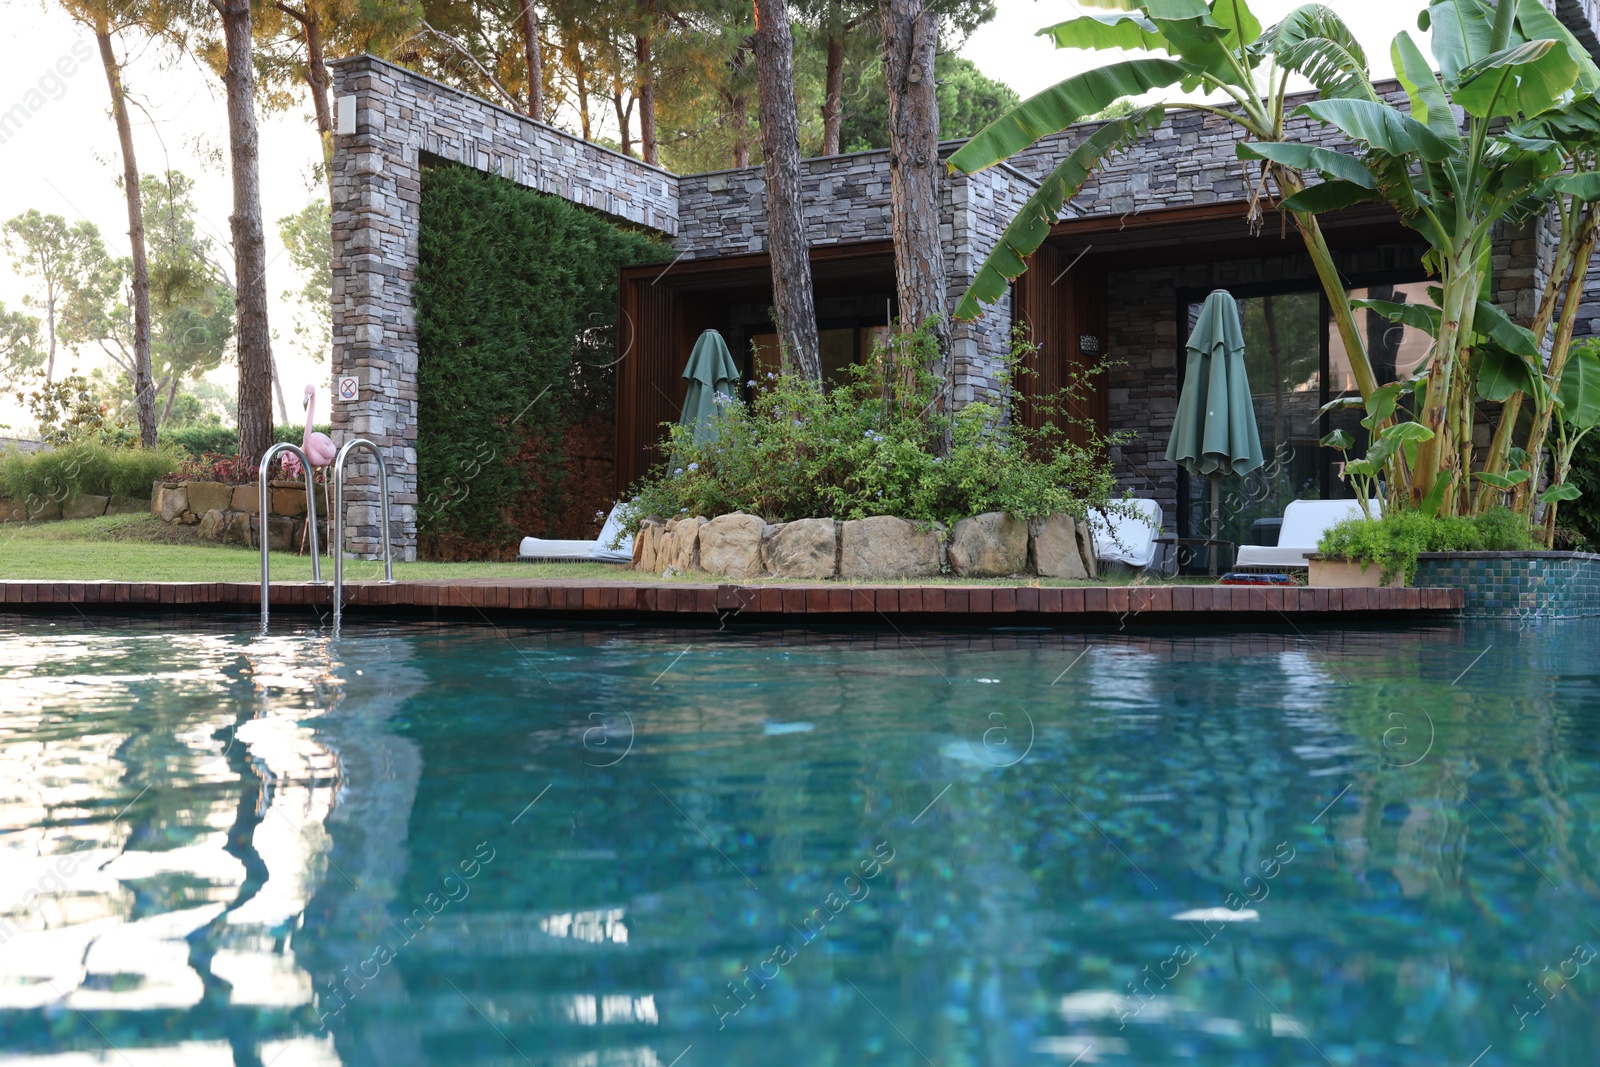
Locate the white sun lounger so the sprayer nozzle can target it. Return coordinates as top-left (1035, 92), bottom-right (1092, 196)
top-left (518, 503), bottom-right (634, 563)
top-left (1089, 498), bottom-right (1164, 570)
top-left (1234, 498), bottom-right (1381, 569)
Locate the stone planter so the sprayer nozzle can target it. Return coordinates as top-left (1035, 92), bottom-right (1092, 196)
top-left (1413, 551), bottom-right (1600, 618)
top-left (1307, 556), bottom-right (1405, 588)
top-left (150, 478), bottom-right (331, 547)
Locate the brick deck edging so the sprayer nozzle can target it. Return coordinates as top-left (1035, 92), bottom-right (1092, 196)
top-left (0, 580), bottom-right (1464, 622)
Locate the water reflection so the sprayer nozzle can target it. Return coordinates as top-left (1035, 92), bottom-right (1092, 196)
top-left (0, 617), bottom-right (1597, 1065)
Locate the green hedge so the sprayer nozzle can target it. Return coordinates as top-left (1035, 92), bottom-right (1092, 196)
top-left (158, 423), bottom-right (331, 458)
top-left (0, 442), bottom-right (181, 504)
top-left (414, 162), bottom-right (670, 545)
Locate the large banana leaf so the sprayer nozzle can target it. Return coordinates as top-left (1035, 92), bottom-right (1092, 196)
top-left (1352, 298), bottom-right (1442, 335)
top-left (1392, 33), bottom-right (1462, 145)
top-left (1475, 344), bottom-right (1542, 403)
top-left (1279, 178), bottom-right (1378, 212)
top-left (1210, 0), bottom-right (1262, 47)
top-left (1262, 4), bottom-right (1375, 101)
top-left (953, 109), bottom-right (1163, 321)
top-left (1235, 141), bottom-right (1376, 187)
top-left (1454, 39), bottom-right (1576, 119)
top-left (1558, 345), bottom-right (1600, 429)
top-left (1427, 0), bottom-right (1499, 87)
top-left (948, 59), bottom-right (1185, 174)
top-left (1039, 12), bottom-right (1171, 53)
top-left (1079, 0), bottom-right (1212, 17)
top-left (1296, 98), bottom-right (1457, 162)
top-left (1473, 298), bottom-right (1540, 357)
top-left (1551, 172), bottom-right (1600, 201)
top-left (1515, 0), bottom-right (1600, 93)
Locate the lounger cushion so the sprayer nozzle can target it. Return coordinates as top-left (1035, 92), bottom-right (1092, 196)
top-left (1089, 499), bottom-right (1163, 568)
top-left (1235, 498), bottom-right (1380, 568)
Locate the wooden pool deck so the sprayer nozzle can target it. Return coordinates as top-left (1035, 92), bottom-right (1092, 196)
top-left (0, 578), bottom-right (1464, 625)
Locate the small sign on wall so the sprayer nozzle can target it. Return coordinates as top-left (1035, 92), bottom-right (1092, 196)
top-left (338, 376), bottom-right (360, 401)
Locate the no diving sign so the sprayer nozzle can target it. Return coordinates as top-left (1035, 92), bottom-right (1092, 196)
top-left (338, 376), bottom-right (359, 401)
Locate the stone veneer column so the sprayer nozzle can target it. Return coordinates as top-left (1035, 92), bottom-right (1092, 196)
top-left (328, 55), bottom-right (679, 560)
top-left (330, 60), bottom-right (423, 561)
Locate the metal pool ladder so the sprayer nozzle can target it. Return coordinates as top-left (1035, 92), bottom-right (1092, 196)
top-left (331, 438), bottom-right (396, 628)
top-left (258, 443), bottom-right (323, 631)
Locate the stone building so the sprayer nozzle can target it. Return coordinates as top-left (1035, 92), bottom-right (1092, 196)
top-left (328, 4), bottom-right (1600, 559)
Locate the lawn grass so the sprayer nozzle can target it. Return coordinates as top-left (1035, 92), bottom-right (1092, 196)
top-left (0, 514), bottom-right (1215, 586)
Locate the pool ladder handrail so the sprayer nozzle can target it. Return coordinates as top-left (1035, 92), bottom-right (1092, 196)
top-left (259, 443), bottom-right (324, 631)
top-left (332, 438), bottom-right (396, 627)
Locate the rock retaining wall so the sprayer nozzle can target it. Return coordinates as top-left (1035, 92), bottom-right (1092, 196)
top-left (0, 495), bottom-right (148, 522)
top-left (150, 480), bottom-right (333, 551)
top-left (632, 511), bottom-right (1098, 581)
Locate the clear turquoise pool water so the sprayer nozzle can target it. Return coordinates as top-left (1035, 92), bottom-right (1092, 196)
top-left (1, 615), bottom-right (1597, 1066)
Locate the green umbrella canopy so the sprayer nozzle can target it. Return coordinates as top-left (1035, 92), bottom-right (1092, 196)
top-left (1166, 290), bottom-right (1265, 479)
top-left (679, 329), bottom-right (741, 445)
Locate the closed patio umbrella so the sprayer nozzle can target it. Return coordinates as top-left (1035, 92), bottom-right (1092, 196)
top-left (680, 329), bottom-right (741, 445)
top-left (1165, 289), bottom-right (1264, 572)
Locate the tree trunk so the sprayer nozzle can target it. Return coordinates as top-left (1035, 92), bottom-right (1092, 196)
top-left (218, 0), bottom-right (275, 469)
top-left (96, 25), bottom-right (157, 448)
top-left (271, 352), bottom-right (288, 424)
top-left (570, 32), bottom-right (592, 139)
top-left (729, 91), bottom-right (750, 166)
top-left (520, 0), bottom-right (544, 118)
top-left (637, 4), bottom-right (657, 164)
top-left (159, 375), bottom-right (180, 425)
top-left (753, 0), bottom-right (820, 380)
top-left (304, 10), bottom-right (334, 171)
top-left (613, 86), bottom-right (634, 157)
top-left (822, 32), bottom-right (845, 155)
top-left (878, 0), bottom-right (947, 366)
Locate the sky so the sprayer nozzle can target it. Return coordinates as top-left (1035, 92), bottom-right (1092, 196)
top-left (0, 0), bottom-right (1433, 436)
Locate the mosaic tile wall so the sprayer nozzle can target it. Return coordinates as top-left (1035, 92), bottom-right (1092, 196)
top-left (1413, 552), bottom-right (1600, 619)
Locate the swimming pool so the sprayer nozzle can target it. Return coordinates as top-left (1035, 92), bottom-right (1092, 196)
top-left (1, 615), bottom-right (1596, 1065)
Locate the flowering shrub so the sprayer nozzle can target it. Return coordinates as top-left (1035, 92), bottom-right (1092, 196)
top-left (626, 324), bottom-right (1128, 530)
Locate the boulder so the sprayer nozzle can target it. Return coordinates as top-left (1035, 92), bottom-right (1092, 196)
top-left (663, 516), bottom-right (706, 572)
top-left (762, 518), bottom-right (838, 579)
top-left (63, 494), bottom-right (109, 520)
top-left (0, 497), bottom-right (23, 522)
top-left (243, 513), bottom-right (296, 551)
top-left (839, 516), bottom-right (941, 579)
top-left (26, 497), bottom-right (63, 521)
top-left (232, 484), bottom-right (260, 514)
top-left (633, 520), bottom-right (663, 571)
top-left (697, 512), bottom-right (765, 578)
top-left (153, 484), bottom-right (189, 523)
top-left (272, 485), bottom-right (308, 517)
top-left (186, 480), bottom-right (233, 516)
top-left (1030, 513), bottom-right (1088, 580)
top-left (1075, 519), bottom-right (1099, 580)
top-left (948, 512), bottom-right (1029, 577)
top-left (222, 512), bottom-right (252, 545)
top-left (104, 496), bottom-right (148, 516)
top-left (198, 508), bottom-right (228, 540)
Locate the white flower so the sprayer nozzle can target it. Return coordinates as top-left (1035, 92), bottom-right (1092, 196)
top-left (673, 467), bottom-right (684, 475)
top-left (687, 462), bottom-right (699, 472)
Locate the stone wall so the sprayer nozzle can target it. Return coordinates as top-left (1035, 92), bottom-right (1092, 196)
top-left (328, 55), bottom-right (679, 560)
top-left (675, 151), bottom-right (1037, 404)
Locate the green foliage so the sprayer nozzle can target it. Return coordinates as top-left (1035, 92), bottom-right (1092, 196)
top-left (277, 198), bottom-right (331, 363)
top-left (626, 324), bottom-right (1124, 531)
top-left (156, 422), bottom-right (330, 459)
top-left (839, 53), bottom-right (1019, 152)
top-left (0, 442), bottom-right (180, 505)
top-left (415, 162), bottom-right (670, 546)
top-left (1317, 507), bottom-right (1535, 584)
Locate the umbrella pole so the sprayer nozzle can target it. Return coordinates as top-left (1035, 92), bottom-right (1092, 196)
top-left (1210, 472), bottom-right (1220, 577)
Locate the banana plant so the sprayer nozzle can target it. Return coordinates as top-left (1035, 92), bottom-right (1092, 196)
top-left (1537, 340), bottom-right (1600, 545)
top-left (945, 0), bottom-right (1390, 401)
top-left (1242, 0), bottom-right (1598, 515)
